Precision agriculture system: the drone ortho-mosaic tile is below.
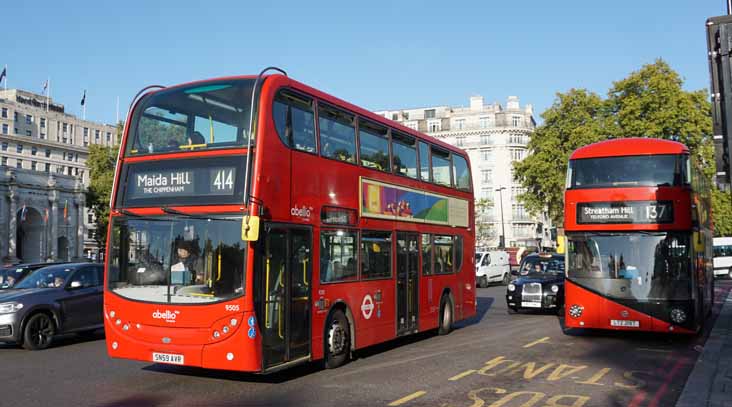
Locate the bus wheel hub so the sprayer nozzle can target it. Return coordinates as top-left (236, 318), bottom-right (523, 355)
top-left (328, 322), bottom-right (346, 355)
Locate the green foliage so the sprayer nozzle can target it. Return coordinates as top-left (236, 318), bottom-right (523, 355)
top-left (513, 89), bottom-right (606, 225)
top-left (85, 142), bottom-right (119, 249)
top-left (514, 59), bottom-right (717, 226)
top-left (475, 198), bottom-right (494, 246)
top-left (713, 189), bottom-right (732, 237)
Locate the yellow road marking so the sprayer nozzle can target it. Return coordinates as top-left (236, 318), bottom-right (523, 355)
top-left (388, 391), bottom-right (426, 406)
top-left (449, 369), bottom-right (477, 381)
top-left (523, 336), bottom-right (551, 348)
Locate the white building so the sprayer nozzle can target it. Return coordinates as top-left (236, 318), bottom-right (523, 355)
top-left (0, 89), bottom-right (117, 262)
top-left (376, 96), bottom-right (553, 249)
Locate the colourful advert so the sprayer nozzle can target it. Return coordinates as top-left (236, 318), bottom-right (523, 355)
top-left (360, 178), bottom-right (468, 227)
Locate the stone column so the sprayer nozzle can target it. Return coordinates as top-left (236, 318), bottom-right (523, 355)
top-left (6, 187), bottom-right (19, 263)
top-left (75, 197), bottom-right (84, 261)
top-left (49, 191), bottom-right (58, 261)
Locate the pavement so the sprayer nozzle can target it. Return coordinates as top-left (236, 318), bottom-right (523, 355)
top-left (677, 286), bottom-right (732, 407)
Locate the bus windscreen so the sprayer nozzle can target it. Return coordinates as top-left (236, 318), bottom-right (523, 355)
top-left (108, 216), bottom-right (245, 304)
top-left (568, 154), bottom-right (688, 189)
top-left (126, 79), bottom-right (256, 156)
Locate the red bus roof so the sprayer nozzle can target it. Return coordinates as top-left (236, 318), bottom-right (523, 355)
top-left (570, 138), bottom-right (689, 160)
top-left (139, 74), bottom-right (467, 157)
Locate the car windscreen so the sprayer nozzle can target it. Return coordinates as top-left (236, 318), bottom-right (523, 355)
top-left (14, 266), bottom-right (75, 289)
top-left (519, 256), bottom-right (564, 275)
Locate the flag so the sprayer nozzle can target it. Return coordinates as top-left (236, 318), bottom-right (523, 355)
top-left (43, 208), bottom-right (49, 224)
top-left (63, 200), bottom-right (68, 223)
top-left (20, 205), bottom-right (27, 222)
top-left (0, 67), bottom-right (6, 84)
top-left (42, 80), bottom-right (48, 94)
top-left (80, 90), bottom-right (86, 106)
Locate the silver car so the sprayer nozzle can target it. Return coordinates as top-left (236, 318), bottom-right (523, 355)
top-left (0, 263), bottom-right (104, 350)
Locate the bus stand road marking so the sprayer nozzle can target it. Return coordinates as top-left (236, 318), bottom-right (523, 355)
top-left (449, 369), bottom-right (477, 381)
top-left (522, 336), bottom-right (551, 348)
top-left (388, 391), bottom-right (426, 406)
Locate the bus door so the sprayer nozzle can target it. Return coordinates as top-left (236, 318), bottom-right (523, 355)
top-left (397, 232), bottom-right (419, 335)
top-left (259, 225), bottom-right (312, 369)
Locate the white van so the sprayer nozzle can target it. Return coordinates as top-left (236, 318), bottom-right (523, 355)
top-left (714, 237), bottom-right (732, 279)
top-left (475, 250), bottom-right (511, 287)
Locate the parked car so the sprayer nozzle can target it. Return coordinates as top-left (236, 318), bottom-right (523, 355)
top-left (506, 253), bottom-right (565, 313)
top-left (713, 237), bottom-right (732, 279)
top-left (0, 262), bottom-right (69, 289)
top-left (0, 263), bottom-right (104, 350)
top-left (475, 250), bottom-right (511, 287)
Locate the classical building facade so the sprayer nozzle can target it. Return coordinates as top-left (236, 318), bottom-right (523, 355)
top-left (376, 96), bottom-right (553, 249)
top-left (0, 89), bottom-right (117, 262)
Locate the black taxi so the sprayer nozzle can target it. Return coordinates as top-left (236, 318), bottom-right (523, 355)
top-left (506, 253), bottom-right (565, 313)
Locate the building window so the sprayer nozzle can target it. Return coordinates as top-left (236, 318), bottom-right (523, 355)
top-left (424, 109), bottom-right (436, 119)
top-left (391, 113), bottom-right (398, 120)
top-left (14, 127), bottom-right (18, 134)
top-left (16, 159), bottom-right (22, 169)
top-left (454, 119), bottom-right (465, 130)
top-left (45, 149), bottom-right (51, 158)
top-left (62, 123), bottom-right (68, 133)
top-left (40, 118), bottom-right (46, 128)
top-left (405, 121), bottom-right (418, 131)
top-left (106, 132), bottom-right (111, 143)
top-left (512, 116), bottom-right (522, 127)
top-left (481, 188), bottom-right (493, 201)
top-left (44, 163), bottom-right (50, 173)
top-left (25, 129), bottom-right (31, 136)
top-left (25, 114), bottom-right (32, 125)
top-left (1, 157), bottom-right (6, 166)
top-left (79, 169), bottom-right (84, 178)
top-left (14, 112), bottom-right (18, 121)
top-left (31, 146), bottom-right (37, 156)
top-left (1, 124), bottom-right (7, 134)
top-left (481, 150), bottom-right (492, 162)
top-left (455, 135), bottom-right (465, 147)
top-left (481, 169), bottom-right (492, 183)
top-left (83, 128), bottom-right (89, 138)
top-left (427, 120), bottom-right (441, 132)
top-left (479, 116), bottom-right (490, 128)
top-left (1, 142), bottom-right (6, 151)
top-left (87, 212), bottom-right (94, 223)
top-left (95, 129), bottom-right (100, 140)
top-left (510, 148), bottom-right (525, 161)
top-left (16, 144), bottom-right (22, 153)
top-left (40, 132), bottom-right (45, 139)
top-left (480, 135), bottom-right (490, 145)
top-left (1, 108), bottom-right (7, 118)
top-left (87, 230), bottom-right (95, 239)
top-left (31, 161), bottom-right (37, 171)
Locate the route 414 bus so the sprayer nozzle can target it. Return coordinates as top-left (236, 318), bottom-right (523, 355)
top-left (563, 138), bottom-right (713, 334)
top-left (104, 68), bottom-right (476, 372)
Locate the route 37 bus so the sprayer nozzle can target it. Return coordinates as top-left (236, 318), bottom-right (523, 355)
top-left (563, 138), bottom-right (713, 334)
top-left (104, 68), bottom-right (476, 372)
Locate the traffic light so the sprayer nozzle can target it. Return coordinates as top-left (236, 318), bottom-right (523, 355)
top-left (707, 15), bottom-right (732, 186)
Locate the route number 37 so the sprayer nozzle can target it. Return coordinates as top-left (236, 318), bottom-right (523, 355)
top-left (645, 205), bottom-right (665, 220)
top-left (213, 169), bottom-right (234, 191)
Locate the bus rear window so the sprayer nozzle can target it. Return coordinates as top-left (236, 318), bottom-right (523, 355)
top-left (126, 80), bottom-right (255, 156)
top-left (568, 154), bottom-right (688, 189)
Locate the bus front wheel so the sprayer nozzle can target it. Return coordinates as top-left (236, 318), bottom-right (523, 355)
top-left (324, 309), bottom-right (350, 369)
top-left (438, 296), bottom-right (453, 335)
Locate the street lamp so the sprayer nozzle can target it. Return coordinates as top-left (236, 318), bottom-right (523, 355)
top-left (495, 187), bottom-right (506, 249)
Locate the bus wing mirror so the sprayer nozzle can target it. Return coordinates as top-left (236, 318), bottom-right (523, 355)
top-left (242, 215), bottom-right (260, 241)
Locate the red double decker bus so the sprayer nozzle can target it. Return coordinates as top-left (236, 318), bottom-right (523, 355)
top-left (563, 138), bottom-right (713, 334)
top-left (104, 69), bottom-right (476, 372)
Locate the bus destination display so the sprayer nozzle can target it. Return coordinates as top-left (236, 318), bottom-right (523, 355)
top-left (127, 167), bottom-right (236, 199)
top-left (577, 201), bottom-right (673, 224)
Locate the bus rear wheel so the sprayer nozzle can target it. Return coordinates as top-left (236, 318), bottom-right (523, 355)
top-left (438, 296), bottom-right (453, 335)
top-left (324, 309), bottom-right (350, 369)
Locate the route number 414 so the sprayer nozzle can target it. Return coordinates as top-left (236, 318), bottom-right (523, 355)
top-left (213, 169), bottom-right (234, 191)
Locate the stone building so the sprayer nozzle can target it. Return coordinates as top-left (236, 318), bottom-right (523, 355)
top-left (0, 89), bottom-right (117, 262)
top-left (376, 96), bottom-right (553, 249)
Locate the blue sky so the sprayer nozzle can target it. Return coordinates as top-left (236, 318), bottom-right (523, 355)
top-left (3, 1), bottom-right (725, 125)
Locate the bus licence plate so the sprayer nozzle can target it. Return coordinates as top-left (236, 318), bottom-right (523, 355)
top-left (610, 319), bottom-right (639, 328)
top-left (152, 352), bottom-right (185, 365)
top-left (521, 302), bottom-right (542, 308)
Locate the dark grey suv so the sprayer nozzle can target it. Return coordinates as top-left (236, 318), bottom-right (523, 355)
top-left (0, 263), bottom-right (104, 350)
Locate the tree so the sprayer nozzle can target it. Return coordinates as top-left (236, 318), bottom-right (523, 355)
top-left (86, 142), bottom-right (119, 252)
top-left (513, 89), bottom-right (606, 225)
top-left (713, 189), bottom-right (732, 236)
top-left (606, 59), bottom-right (715, 181)
top-left (475, 198), bottom-right (494, 248)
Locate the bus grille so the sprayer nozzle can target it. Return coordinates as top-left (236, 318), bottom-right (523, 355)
top-left (522, 283), bottom-right (543, 303)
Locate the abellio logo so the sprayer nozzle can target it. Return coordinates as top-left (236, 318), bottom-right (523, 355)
top-left (152, 310), bottom-right (180, 323)
top-left (291, 205), bottom-right (313, 219)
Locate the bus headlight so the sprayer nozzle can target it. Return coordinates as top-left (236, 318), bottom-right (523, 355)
top-left (551, 285), bottom-right (559, 293)
top-left (670, 308), bottom-right (687, 324)
top-left (508, 284), bottom-right (516, 292)
top-left (569, 304), bottom-right (583, 318)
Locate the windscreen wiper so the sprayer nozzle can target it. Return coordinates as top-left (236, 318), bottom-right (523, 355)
top-left (115, 209), bottom-right (141, 217)
top-left (160, 207), bottom-right (238, 222)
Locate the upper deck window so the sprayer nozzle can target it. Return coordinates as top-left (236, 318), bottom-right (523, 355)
top-left (431, 147), bottom-right (452, 187)
top-left (392, 131), bottom-right (417, 179)
top-left (568, 154), bottom-right (688, 189)
top-left (126, 80), bottom-right (255, 156)
top-left (452, 154), bottom-right (471, 191)
top-left (319, 104), bottom-right (356, 164)
top-left (359, 119), bottom-right (390, 172)
top-left (273, 90), bottom-right (316, 153)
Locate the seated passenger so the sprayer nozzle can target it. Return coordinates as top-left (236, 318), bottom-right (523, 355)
top-left (53, 276), bottom-right (65, 288)
top-left (188, 131), bottom-right (206, 146)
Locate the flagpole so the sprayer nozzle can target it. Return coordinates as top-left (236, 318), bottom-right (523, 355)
top-left (46, 77), bottom-right (50, 112)
top-left (3, 65), bottom-right (6, 91)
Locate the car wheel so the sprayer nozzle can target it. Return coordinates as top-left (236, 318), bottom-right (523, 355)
top-left (478, 276), bottom-right (488, 288)
top-left (728, 268), bottom-right (732, 280)
top-left (22, 313), bottom-right (55, 350)
top-left (502, 273), bottom-right (510, 285)
top-left (438, 296), bottom-right (453, 335)
top-left (324, 309), bottom-right (350, 369)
